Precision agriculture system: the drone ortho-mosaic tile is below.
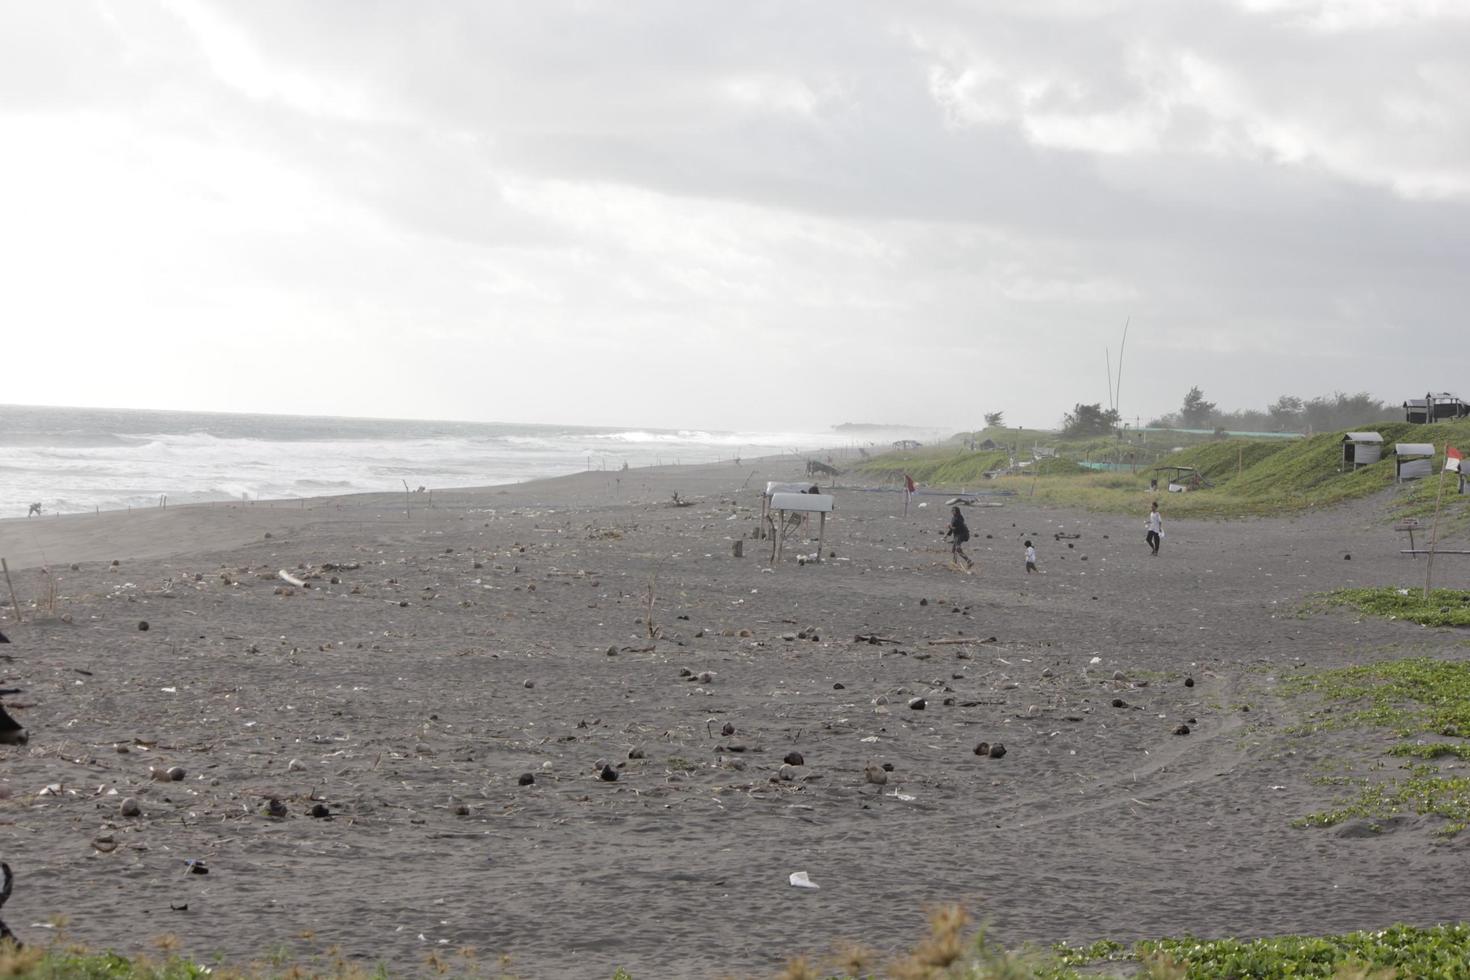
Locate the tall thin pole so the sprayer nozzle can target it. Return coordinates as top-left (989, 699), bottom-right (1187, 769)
top-left (2, 558), bottom-right (21, 625)
top-left (1114, 317), bottom-right (1131, 420)
top-left (1424, 457), bottom-right (1450, 598)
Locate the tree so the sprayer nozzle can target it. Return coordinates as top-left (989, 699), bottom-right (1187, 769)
top-left (1061, 403), bottom-right (1121, 437)
top-left (983, 411), bottom-right (1005, 429)
top-left (1180, 386), bottom-right (1217, 429)
top-left (1267, 395), bottom-right (1303, 431)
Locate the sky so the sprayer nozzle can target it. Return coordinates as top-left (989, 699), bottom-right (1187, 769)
top-left (2, 0), bottom-right (1467, 433)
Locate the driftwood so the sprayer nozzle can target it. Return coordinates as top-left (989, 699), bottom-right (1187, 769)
top-left (927, 636), bottom-right (999, 646)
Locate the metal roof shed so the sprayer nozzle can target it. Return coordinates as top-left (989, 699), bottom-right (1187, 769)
top-left (1341, 432), bottom-right (1383, 470)
top-left (1395, 443), bottom-right (1435, 481)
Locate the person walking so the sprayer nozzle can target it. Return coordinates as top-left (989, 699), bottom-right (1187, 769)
top-left (1145, 500), bottom-right (1163, 556)
top-left (1024, 540), bottom-right (1038, 574)
top-left (945, 506), bottom-right (974, 570)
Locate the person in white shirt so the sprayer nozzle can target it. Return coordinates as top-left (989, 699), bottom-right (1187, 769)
top-left (1145, 501), bottom-right (1163, 556)
top-left (1024, 540), bottom-right (1037, 574)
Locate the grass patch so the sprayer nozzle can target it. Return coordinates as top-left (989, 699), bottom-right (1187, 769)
top-left (855, 420), bottom-right (1470, 522)
top-left (11, 917), bottom-right (1470, 978)
top-left (1318, 588), bottom-right (1470, 628)
top-left (1282, 657), bottom-right (1470, 835)
top-left (779, 909), bottom-right (1470, 978)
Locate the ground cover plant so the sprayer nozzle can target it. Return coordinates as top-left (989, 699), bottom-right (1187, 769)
top-left (1319, 588), bottom-right (1470, 628)
top-left (855, 420), bottom-right (1470, 522)
top-left (1281, 657), bottom-right (1470, 835)
top-left (13, 916), bottom-right (1470, 978)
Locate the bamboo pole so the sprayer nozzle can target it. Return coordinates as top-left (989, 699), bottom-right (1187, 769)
top-left (1424, 457), bottom-right (1450, 599)
top-left (2, 558), bottom-right (21, 625)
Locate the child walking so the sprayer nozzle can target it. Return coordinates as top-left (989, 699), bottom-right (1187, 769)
top-left (945, 506), bottom-right (974, 570)
top-left (1024, 540), bottom-right (1037, 574)
top-left (1145, 500), bottom-right (1163, 556)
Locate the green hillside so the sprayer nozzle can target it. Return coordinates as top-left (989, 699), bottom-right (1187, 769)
top-left (855, 420), bottom-right (1470, 521)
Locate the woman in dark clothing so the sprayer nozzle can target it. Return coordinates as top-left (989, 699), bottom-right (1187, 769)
top-left (945, 506), bottom-right (974, 570)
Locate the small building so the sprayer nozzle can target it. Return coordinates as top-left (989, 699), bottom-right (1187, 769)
top-left (1404, 393), bottom-right (1469, 423)
top-left (1395, 443), bottom-right (1435, 481)
top-left (1341, 432), bottom-right (1383, 470)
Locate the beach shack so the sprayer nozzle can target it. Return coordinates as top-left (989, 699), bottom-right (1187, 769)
top-left (766, 491), bottom-right (834, 564)
top-left (1404, 393), bottom-right (1469, 423)
top-left (760, 481), bottom-right (818, 536)
top-left (1341, 432), bottom-right (1383, 471)
top-left (1395, 443), bottom-right (1435, 482)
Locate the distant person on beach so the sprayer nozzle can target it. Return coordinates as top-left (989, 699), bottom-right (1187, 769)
top-left (1024, 540), bottom-right (1037, 574)
top-left (1145, 501), bottom-right (1163, 556)
top-left (945, 506), bottom-right (974, 570)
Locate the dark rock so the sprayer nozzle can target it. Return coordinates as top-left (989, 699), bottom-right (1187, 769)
top-left (987, 743), bottom-right (1006, 759)
top-left (599, 765), bottom-right (619, 782)
top-left (1173, 724), bottom-right (1191, 736)
top-left (266, 798), bottom-right (288, 819)
top-left (1111, 698), bottom-right (1126, 708)
top-left (974, 742), bottom-right (990, 756)
top-left (784, 751), bottom-right (804, 766)
top-left (833, 682), bottom-right (845, 690)
top-left (628, 747), bottom-right (645, 759)
top-left (607, 646), bottom-right (618, 656)
top-left (1344, 554), bottom-right (1351, 560)
top-left (919, 598), bottom-right (928, 606)
top-left (137, 621), bottom-right (149, 632)
top-left (1185, 677), bottom-right (1195, 687)
top-left (310, 803), bottom-right (331, 819)
top-left (721, 722), bottom-right (735, 737)
top-left (909, 697), bottom-right (926, 710)
top-left (518, 772), bottom-right (535, 786)
top-left (0, 704), bottom-right (26, 746)
top-left (881, 762), bottom-right (895, 772)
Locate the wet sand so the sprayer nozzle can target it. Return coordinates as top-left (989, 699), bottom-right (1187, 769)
top-left (1, 461), bottom-right (1467, 977)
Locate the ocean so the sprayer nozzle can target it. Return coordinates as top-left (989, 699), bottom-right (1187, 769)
top-left (0, 404), bottom-right (847, 517)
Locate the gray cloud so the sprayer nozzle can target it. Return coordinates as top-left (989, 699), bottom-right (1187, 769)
top-left (0, 0), bottom-right (1466, 429)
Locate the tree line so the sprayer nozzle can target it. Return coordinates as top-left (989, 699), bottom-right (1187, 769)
top-left (1147, 388), bottom-right (1395, 433)
top-left (1030, 389), bottom-right (1397, 438)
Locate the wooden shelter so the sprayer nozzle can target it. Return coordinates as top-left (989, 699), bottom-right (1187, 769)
top-left (767, 492), bottom-right (833, 564)
top-left (1395, 443), bottom-right (1435, 482)
top-left (1341, 432), bottom-right (1383, 470)
top-left (1404, 393), bottom-right (1469, 423)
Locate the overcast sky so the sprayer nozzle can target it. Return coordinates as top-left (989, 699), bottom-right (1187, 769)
top-left (2, 1), bottom-right (1467, 432)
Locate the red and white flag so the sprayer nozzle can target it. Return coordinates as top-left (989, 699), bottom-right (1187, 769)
top-left (1447, 445), bottom-right (1462, 473)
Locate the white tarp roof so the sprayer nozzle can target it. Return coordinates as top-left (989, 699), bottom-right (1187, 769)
top-left (1343, 432), bottom-right (1383, 443)
top-left (765, 481), bottom-right (819, 496)
top-left (769, 492), bottom-right (834, 513)
top-left (1396, 443), bottom-right (1435, 456)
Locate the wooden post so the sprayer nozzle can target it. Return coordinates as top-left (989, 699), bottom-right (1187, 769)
top-left (2, 558), bottom-right (21, 625)
top-left (1424, 458), bottom-right (1450, 598)
top-left (816, 512), bottom-right (826, 562)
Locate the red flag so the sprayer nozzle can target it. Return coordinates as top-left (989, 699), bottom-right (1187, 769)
top-left (1448, 445), bottom-right (1462, 473)
top-left (904, 473), bottom-right (916, 494)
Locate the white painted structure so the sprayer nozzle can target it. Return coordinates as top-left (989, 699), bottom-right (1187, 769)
top-left (1341, 432), bottom-right (1383, 470)
top-left (1395, 443), bottom-right (1435, 482)
top-left (767, 492), bottom-right (834, 564)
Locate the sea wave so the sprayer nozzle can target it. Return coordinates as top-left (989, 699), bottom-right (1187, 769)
top-left (0, 405), bottom-right (852, 517)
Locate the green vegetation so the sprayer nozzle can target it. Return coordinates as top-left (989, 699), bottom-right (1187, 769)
top-left (856, 419), bottom-right (1470, 521)
top-left (774, 907), bottom-right (1470, 978)
top-left (1319, 588), bottom-right (1470, 628)
top-left (1281, 658), bottom-right (1470, 835)
top-left (10, 917), bottom-right (1470, 978)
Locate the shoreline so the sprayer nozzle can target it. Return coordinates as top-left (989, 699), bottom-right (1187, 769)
top-left (1, 458), bottom-right (1468, 977)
